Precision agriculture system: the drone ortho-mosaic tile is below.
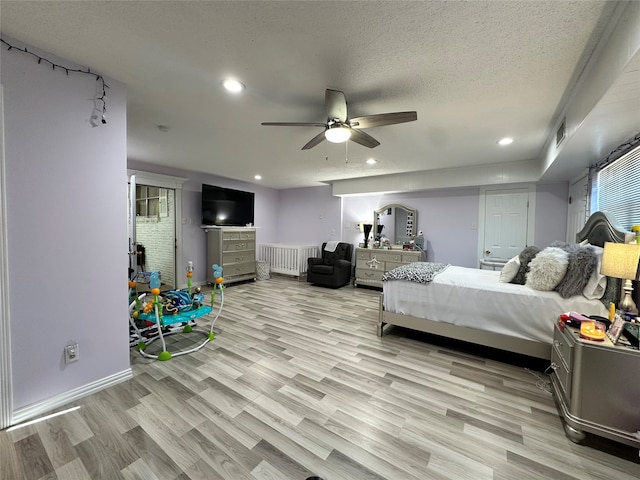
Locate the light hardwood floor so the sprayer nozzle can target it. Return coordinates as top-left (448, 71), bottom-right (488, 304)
top-left (2, 276), bottom-right (639, 479)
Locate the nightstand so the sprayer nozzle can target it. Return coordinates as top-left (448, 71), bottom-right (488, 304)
top-left (549, 321), bottom-right (640, 448)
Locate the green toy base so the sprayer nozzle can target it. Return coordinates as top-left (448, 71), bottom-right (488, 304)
top-left (137, 342), bottom-right (147, 351)
top-left (158, 351), bottom-right (172, 361)
top-left (207, 332), bottom-right (215, 340)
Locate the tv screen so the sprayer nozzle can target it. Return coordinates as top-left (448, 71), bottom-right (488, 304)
top-left (201, 184), bottom-right (255, 226)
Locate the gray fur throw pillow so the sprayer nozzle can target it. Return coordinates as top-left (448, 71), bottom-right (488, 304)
top-left (510, 245), bottom-right (541, 285)
top-left (555, 245), bottom-right (597, 298)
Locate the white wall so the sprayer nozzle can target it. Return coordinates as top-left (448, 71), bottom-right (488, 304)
top-left (1, 38), bottom-right (130, 413)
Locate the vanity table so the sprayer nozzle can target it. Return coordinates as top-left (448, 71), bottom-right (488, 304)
top-left (355, 203), bottom-right (422, 288)
top-left (354, 247), bottom-right (421, 288)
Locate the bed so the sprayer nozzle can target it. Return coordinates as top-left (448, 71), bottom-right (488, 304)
top-left (378, 211), bottom-right (634, 360)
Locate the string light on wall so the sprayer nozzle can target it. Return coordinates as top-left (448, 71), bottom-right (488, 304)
top-left (1, 37), bottom-right (109, 127)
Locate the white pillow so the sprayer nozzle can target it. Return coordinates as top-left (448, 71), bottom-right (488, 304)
top-left (526, 247), bottom-right (569, 291)
top-left (583, 245), bottom-right (607, 300)
top-left (499, 255), bottom-right (520, 283)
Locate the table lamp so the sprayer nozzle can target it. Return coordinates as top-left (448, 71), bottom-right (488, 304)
top-left (600, 242), bottom-right (640, 314)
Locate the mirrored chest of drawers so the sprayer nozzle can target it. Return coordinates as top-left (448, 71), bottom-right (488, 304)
top-left (205, 227), bottom-right (256, 285)
top-left (354, 247), bottom-right (421, 288)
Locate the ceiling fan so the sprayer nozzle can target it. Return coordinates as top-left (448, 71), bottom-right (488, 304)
top-left (261, 89), bottom-right (417, 150)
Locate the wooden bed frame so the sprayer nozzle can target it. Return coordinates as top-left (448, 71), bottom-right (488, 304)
top-left (377, 211), bottom-right (633, 360)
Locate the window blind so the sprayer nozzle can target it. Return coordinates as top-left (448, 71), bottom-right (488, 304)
top-left (592, 143), bottom-right (640, 230)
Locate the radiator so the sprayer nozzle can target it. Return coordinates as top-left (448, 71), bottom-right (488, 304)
top-left (260, 243), bottom-right (319, 277)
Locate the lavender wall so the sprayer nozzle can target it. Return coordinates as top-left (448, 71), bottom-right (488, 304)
top-left (275, 185), bottom-right (342, 250)
top-left (534, 182), bottom-right (569, 247)
top-left (2, 39), bottom-right (129, 409)
top-left (342, 188), bottom-right (481, 267)
top-left (127, 160), bottom-right (280, 285)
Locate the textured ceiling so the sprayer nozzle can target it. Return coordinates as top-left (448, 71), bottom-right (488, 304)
top-left (1, 1), bottom-right (637, 190)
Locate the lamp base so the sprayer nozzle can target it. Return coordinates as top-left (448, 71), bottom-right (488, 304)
top-left (620, 279), bottom-right (638, 315)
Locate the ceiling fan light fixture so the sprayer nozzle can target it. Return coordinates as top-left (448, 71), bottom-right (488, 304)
top-left (222, 78), bottom-right (245, 93)
top-left (325, 124), bottom-right (351, 143)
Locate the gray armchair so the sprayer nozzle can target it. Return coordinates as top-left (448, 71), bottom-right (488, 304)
top-left (307, 242), bottom-right (353, 288)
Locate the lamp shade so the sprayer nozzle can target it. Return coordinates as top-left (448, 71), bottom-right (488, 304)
top-left (325, 125), bottom-right (351, 143)
top-left (600, 242), bottom-right (640, 280)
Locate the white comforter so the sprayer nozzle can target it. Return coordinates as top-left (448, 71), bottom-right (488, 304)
top-left (383, 265), bottom-right (608, 344)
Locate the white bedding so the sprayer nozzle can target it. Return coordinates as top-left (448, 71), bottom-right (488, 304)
top-left (383, 265), bottom-right (609, 344)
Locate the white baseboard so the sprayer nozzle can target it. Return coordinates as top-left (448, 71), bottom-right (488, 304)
top-left (10, 368), bottom-right (132, 426)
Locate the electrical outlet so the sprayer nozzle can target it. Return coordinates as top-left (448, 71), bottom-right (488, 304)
top-left (64, 343), bottom-right (79, 364)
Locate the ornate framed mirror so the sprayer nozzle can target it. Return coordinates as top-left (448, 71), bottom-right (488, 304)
top-left (373, 204), bottom-right (417, 245)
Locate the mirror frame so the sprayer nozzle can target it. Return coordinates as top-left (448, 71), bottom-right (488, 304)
top-left (373, 203), bottom-right (417, 244)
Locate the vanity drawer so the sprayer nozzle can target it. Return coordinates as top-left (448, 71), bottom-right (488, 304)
top-left (355, 267), bottom-right (384, 282)
top-left (553, 324), bottom-right (573, 371)
top-left (356, 250), bottom-right (372, 261)
top-left (223, 240), bottom-right (256, 253)
top-left (223, 230), bottom-right (256, 241)
top-left (223, 261), bottom-right (256, 277)
top-left (402, 252), bottom-right (421, 262)
top-left (551, 343), bottom-right (571, 401)
top-left (222, 251), bottom-right (255, 266)
top-left (373, 251), bottom-right (403, 263)
top-left (385, 261), bottom-right (404, 271)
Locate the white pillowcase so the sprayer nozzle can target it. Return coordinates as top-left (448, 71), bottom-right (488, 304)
top-left (526, 247), bottom-right (570, 291)
top-left (499, 255), bottom-right (520, 283)
top-left (583, 245), bottom-right (607, 300)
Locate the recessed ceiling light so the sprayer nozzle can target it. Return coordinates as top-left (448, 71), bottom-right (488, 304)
top-left (366, 158), bottom-right (377, 165)
top-left (222, 78), bottom-right (245, 93)
top-left (254, 174), bottom-right (262, 180)
top-left (498, 137), bottom-right (514, 146)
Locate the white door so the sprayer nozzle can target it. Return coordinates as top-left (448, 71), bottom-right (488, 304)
top-left (482, 188), bottom-right (530, 261)
top-left (567, 174), bottom-right (589, 243)
top-left (127, 171), bottom-right (186, 290)
top-left (128, 180), bottom-right (177, 290)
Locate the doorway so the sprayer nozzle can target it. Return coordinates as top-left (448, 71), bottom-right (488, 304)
top-left (127, 171), bottom-right (187, 292)
top-left (478, 185), bottom-right (536, 265)
top-left (133, 185), bottom-right (176, 290)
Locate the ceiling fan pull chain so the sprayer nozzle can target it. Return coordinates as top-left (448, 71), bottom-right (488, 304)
top-left (345, 140), bottom-right (349, 164)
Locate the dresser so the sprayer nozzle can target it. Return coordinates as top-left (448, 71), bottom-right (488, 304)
top-left (354, 247), bottom-right (422, 288)
top-left (205, 227), bottom-right (256, 285)
top-left (549, 321), bottom-right (640, 447)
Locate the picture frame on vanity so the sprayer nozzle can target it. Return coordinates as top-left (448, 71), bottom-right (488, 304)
top-left (606, 314), bottom-right (626, 344)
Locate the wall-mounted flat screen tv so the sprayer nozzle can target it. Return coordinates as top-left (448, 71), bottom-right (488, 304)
top-left (201, 184), bottom-right (255, 226)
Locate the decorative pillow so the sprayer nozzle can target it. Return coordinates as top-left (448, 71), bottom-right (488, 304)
top-left (555, 245), bottom-right (597, 298)
top-left (510, 246), bottom-right (541, 285)
top-left (583, 245), bottom-right (607, 300)
top-left (526, 247), bottom-right (570, 291)
top-left (499, 255), bottom-right (520, 283)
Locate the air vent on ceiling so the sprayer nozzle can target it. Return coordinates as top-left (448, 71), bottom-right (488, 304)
top-left (556, 118), bottom-right (566, 147)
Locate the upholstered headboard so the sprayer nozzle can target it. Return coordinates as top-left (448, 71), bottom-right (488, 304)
top-left (576, 211), bottom-right (634, 307)
top-left (576, 211), bottom-right (634, 246)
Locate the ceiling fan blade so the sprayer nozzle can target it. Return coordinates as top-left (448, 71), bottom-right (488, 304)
top-left (325, 89), bottom-right (347, 122)
top-left (302, 130), bottom-right (327, 150)
top-left (349, 111), bottom-right (417, 129)
top-left (350, 129), bottom-right (380, 148)
top-left (261, 122), bottom-right (326, 127)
